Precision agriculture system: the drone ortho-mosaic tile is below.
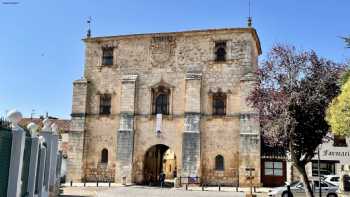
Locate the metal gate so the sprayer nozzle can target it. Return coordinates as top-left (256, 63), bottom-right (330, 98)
top-left (0, 128), bottom-right (12, 197)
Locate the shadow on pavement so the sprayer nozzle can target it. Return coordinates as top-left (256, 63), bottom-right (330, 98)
top-left (59, 196), bottom-right (89, 197)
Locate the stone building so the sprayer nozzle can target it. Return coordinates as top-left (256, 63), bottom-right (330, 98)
top-left (67, 27), bottom-right (262, 186)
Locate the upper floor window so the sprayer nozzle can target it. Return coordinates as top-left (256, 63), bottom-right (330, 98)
top-left (101, 148), bottom-right (108, 163)
top-left (153, 86), bottom-right (170, 115)
top-left (102, 47), bottom-right (114, 65)
top-left (99, 94), bottom-right (111, 115)
top-left (334, 135), bottom-right (347, 147)
top-left (215, 155), bottom-right (224, 171)
top-left (212, 92), bottom-right (226, 116)
top-left (214, 41), bottom-right (227, 62)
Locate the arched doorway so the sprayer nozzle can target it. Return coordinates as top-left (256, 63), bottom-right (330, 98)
top-left (143, 144), bottom-right (177, 186)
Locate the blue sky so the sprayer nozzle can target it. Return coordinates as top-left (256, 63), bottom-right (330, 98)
top-left (0, 0), bottom-right (349, 119)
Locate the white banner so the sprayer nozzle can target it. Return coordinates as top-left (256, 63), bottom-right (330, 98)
top-left (156, 113), bottom-right (162, 136)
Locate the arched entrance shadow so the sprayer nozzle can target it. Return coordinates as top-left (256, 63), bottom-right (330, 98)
top-left (143, 144), bottom-right (177, 187)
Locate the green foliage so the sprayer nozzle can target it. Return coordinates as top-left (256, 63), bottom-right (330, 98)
top-left (344, 37), bottom-right (350, 48)
top-left (340, 69), bottom-right (350, 86)
top-left (326, 78), bottom-right (350, 136)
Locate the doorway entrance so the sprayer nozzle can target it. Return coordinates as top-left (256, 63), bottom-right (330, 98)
top-left (143, 144), bottom-right (177, 186)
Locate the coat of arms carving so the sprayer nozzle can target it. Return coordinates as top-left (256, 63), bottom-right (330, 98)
top-left (150, 36), bottom-right (176, 66)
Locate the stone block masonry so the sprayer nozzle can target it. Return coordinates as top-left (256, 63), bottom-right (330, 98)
top-left (67, 27), bottom-right (262, 186)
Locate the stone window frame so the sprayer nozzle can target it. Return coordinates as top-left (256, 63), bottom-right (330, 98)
top-left (152, 86), bottom-right (170, 115)
top-left (215, 155), bottom-right (224, 171)
top-left (99, 94), bottom-right (112, 115)
top-left (150, 79), bottom-right (174, 116)
top-left (210, 39), bottom-right (232, 63)
top-left (101, 148), bottom-right (108, 164)
top-left (209, 90), bottom-right (227, 116)
top-left (101, 47), bottom-right (114, 66)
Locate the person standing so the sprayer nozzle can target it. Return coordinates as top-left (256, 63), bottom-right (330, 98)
top-left (159, 171), bottom-right (165, 188)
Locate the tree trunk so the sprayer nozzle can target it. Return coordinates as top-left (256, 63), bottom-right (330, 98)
top-left (295, 164), bottom-right (314, 197)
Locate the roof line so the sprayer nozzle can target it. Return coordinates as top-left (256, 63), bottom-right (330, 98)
top-left (83, 27), bottom-right (262, 54)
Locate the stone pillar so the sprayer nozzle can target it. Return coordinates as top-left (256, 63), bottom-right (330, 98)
top-left (239, 73), bottom-right (261, 186)
top-left (41, 125), bottom-right (53, 193)
top-left (67, 79), bottom-right (88, 182)
top-left (181, 72), bottom-right (202, 178)
top-left (27, 137), bottom-right (40, 197)
top-left (6, 110), bottom-right (25, 197)
top-left (37, 144), bottom-right (47, 197)
top-left (116, 75), bottom-right (138, 184)
top-left (48, 133), bottom-right (59, 196)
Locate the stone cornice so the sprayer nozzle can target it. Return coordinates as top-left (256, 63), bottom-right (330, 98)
top-left (83, 27), bottom-right (262, 55)
top-left (186, 72), bottom-right (202, 80)
top-left (121, 74), bottom-right (138, 83)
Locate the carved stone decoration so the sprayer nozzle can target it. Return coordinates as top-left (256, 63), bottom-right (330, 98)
top-left (150, 36), bottom-right (176, 67)
top-left (184, 114), bottom-right (200, 133)
top-left (100, 40), bottom-right (119, 49)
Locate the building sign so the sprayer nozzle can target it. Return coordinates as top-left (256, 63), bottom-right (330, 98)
top-left (323, 150), bottom-right (350, 157)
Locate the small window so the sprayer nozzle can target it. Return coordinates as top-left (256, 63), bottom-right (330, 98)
top-left (312, 161), bottom-right (335, 176)
top-left (334, 135), bottom-right (347, 147)
top-left (212, 92), bottom-right (226, 116)
top-left (264, 161), bottom-right (283, 176)
top-left (99, 94), bottom-right (111, 115)
top-left (214, 41), bottom-right (227, 62)
top-left (153, 86), bottom-right (170, 115)
top-left (102, 47), bottom-right (114, 65)
top-left (101, 148), bottom-right (108, 163)
top-left (215, 155), bottom-right (224, 171)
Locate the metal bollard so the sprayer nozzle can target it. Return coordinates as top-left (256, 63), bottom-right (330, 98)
top-left (84, 181), bottom-right (86, 187)
top-left (287, 185), bottom-right (291, 197)
top-left (186, 184), bottom-right (188, 190)
top-left (97, 180), bottom-right (99, 187)
top-left (109, 180), bottom-right (111, 187)
top-left (70, 180), bottom-right (73, 187)
top-left (236, 184), bottom-right (238, 192)
top-left (253, 186), bottom-right (256, 193)
top-left (219, 184), bottom-right (221, 191)
top-left (202, 184), bottom-right (204, 191)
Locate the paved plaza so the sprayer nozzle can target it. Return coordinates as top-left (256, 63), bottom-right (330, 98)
top-left (60, 185), bottom-right (268, 197)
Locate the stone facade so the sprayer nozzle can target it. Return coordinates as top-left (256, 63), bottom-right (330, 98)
top-left (67, 27), bottom-right (262, 186)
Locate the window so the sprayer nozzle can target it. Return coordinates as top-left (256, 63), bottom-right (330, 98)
top-left (312, 161), bottom-right (335, 176)
top-left (334, 135), bottom-right (347, 147)
top-left (99, 94), bottom-right (111, 115)
top-left (314, 181), bottom-right (329, 188)
top-left (330, 177), bottom-right (339, 182)
top-left (101, 149), bottom-right (108, 163)
top-left (264, 161), bottom-right (283, 176)
top-left (215, 155), bottom-right (224, 171)
top-left (153, 86), bottom-right (170, 115)
top-left (102, 47), bottom-right (114, 65)
top-left (212, 92), bottom-right (226, 116)
top-left (214, 41), bottom-right (227, 62)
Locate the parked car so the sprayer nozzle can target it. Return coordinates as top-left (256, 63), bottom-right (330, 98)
top-left (267, 180), bottom-right (338, 197)
top-left (323, 175), bottom-right (340, 186)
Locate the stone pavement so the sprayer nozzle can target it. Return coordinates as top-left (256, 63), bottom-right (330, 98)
top-left (60, 185), bottom-right (269, 197)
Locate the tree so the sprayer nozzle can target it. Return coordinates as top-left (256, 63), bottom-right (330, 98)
top-left (248, 44), bottom-right (344, 197)
top-left (326, 77), bottom-right (350, 136)
top-left (344, 37), bottom-right (350, 48)
top-left (327, 37), bottom-right (350, 136)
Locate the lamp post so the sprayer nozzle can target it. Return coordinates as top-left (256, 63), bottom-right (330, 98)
top-left (318, 146), bottom-right (322, 197)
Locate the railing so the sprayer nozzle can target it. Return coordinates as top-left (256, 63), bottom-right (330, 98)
top-left (179, 176), bottom-right (201, 185)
